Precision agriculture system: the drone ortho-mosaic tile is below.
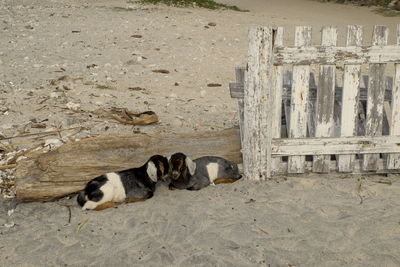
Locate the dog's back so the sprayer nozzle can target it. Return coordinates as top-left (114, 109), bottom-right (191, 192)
top-left (188, 156), bottom-right (241, 190)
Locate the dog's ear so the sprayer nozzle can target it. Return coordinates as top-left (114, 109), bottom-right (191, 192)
top-left (146, 161), bottom-right (158, 182)
top-left (185, 156), bottom-right (196, 176)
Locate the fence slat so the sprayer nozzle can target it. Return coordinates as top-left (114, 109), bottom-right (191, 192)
top-left (363, 25), bottom-right (388, 171)
top-left (243, 27), bottom-right (275, 180)
top-left (288, 26), bottom-right (312, 174)
top-left (387, 24), bottom-right (400, 169)
top-left (271, 27), bottom-right (284, 175)
top-left (313, 26), bottom-right (337, 173)
top-left (338, 25), bottom-right (363, 172)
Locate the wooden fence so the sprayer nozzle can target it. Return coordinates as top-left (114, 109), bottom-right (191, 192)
top-left (230, 25), bottom-right (400, 180)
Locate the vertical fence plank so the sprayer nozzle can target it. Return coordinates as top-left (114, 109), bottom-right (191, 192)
top-left (288, 26), bottom-right (312, 174)
top-left (338, 25), bottom-right (363, 172)
top-left (243, 27), bottom-right (275, 180)
top-left (387, 24), bottom-right (400, 169)
top-left (235, 67), bottom-right (246, 146)
top-left (313, 26), bottom-right (337, 173)
top-left (271, 27), bottom-right (284, 175)
top-left (363, 25), bottom-right (388, 171)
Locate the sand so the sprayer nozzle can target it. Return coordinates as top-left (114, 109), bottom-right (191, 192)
top-left (1, 0), bottom-right (400, 266)
top-left (1, 176), bottom-right (400, 266)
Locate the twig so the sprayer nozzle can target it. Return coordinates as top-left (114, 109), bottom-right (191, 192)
top-left (357, 180), bottom-right (363, 205)
top-left (76, 216), bottom-right (90, 233)
top-left (0, 164), bottom-right (17, 170)
top-left (56, 202), bottom-right (75, 207)
top-left (255, 225), bottom-right (269, 235)
top-left (56, 203), bottom-right (73, 225)
top-left (7, 142), bottom-right (45, 164)
top-left (0, 126), bottom-right (84, 140)
top-left (66, 206), bottom-right (72, 225)
top-left (374, 180), bottom-right (392, 185)
top-left (0, 181), bottom-right (15, 185)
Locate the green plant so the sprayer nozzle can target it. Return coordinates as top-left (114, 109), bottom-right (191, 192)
top-left (137, 0), bottom-right (248, 11)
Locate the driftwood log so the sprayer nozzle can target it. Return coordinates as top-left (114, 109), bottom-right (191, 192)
top-left (16, 129), bottom-right (241, 202)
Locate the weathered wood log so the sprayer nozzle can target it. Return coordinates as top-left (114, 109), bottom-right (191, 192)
top-left (15, 129), bottom-right (242, 202)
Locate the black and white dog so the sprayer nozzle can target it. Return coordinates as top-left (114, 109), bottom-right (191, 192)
top-left (77, 155), bottom-right (169, 210)
top-left (168, 152), bottom-right (242, 191)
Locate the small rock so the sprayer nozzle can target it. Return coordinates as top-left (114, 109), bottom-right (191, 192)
top-left (152, 69), bottom-right (170, 74)
top-left (50, 92), bottom-right (60, 98)
top-left (131, 34), bottom-right (143, 38)
top-left (4, 221), bottom-right (15, 228)
top-left (207, 83), bottom-right (222, 87)
top-left (200, 89), bottom-right (207, 98)
top-left (208, 22), bottom-right (217, 27)
top-left (172, 118), bottom-right (183, 127)
top-left (169, 93), bottom-right (177, 99)
top-left (66, 102), bottom-right (81, 110)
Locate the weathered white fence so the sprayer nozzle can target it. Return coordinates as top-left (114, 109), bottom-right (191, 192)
top-left (230, 25), bottom-right (400, 180)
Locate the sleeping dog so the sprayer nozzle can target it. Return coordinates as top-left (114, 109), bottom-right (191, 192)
top-left (77, 155), bottom-right (169, 210)
top-left (168, 152), bottom-right (242, 191)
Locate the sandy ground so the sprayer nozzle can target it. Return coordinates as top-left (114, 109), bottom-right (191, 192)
top-left (1, 0), bottom-right (400, 266)
top-left (1, 176), bottom-right (400, 266)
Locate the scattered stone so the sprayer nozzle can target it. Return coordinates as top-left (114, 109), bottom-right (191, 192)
top-left (208, 22), bottom-right (217, 27)
top-left (31, 123), bottom-right (46, 129)
top-left (152, 69), bottom-right (170, 74)
top-left (86, 64), bottom-right (98, 69)
top-left (128, 87), bottom-right (146, 91)
top-left (66, 102), bottom-right (80, 111)
top-left (200, 89), bottom-right (207, 98)
top-left (207, 83), bottom-right (222, 87)
top-left (131, 34), bottom-right (143, 38)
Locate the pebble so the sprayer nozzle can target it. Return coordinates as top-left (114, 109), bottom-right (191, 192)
top-left (172, 118), bottom-right (183, 127)
top-left (66, 102), bottom-right (80, 111)
top-left (200, 89), bottom-right (207, 98)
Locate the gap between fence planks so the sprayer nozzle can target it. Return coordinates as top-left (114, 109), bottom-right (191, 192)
top-left (15, 129), bottom-right (241, 202)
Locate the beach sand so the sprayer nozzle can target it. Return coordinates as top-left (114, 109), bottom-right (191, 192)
top-left (1, 0), bottom-right (400, 265)
top-left (1, 176), bottom-right (400, 266)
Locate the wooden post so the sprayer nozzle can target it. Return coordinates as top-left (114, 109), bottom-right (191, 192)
top-left (338, 25), bottom-right (363, 172)
top-left (288, 26), bottom-right (312, 174)
top-left (363, 25), bottom-right (388, 171)
top-left (243, 27), bottom-right (276, 180)
top-left (313, 26), bottom-right (337, 173)
top-left (387, 24), bottom-right (400, 169)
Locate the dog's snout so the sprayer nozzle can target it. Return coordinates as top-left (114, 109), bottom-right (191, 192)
top-left (171, 171), bottom-right (180, 179)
